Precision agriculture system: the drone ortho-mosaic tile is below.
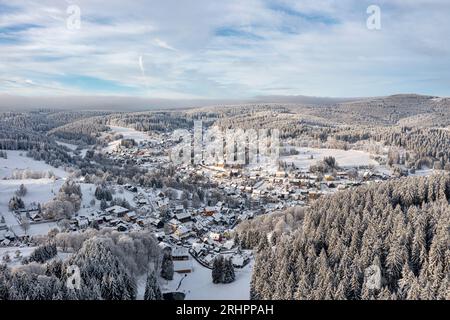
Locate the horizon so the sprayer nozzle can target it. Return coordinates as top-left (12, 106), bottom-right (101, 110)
top-left (0, 92), bottom-right (445, 112)
top-left (1, 1), bottom-right (450, 100)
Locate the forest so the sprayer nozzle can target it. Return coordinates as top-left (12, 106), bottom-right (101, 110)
top-left (250, 174), bottom-right (449, 300)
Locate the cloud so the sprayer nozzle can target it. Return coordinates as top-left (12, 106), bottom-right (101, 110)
top-left (153, 38), bottom-right (176, 51)
top-left (0, 0), bottom-right (449, 98)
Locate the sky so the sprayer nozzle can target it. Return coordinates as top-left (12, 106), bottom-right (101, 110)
top-left (1, 0), bottom-right (450, 100)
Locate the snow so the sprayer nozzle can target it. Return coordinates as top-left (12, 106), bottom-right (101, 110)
top-left (0, 246), bottom-right (36, 267)
top-left (281, 147), bottom-right (379, 169)
top-left (104, 126), bottom-right (158, 152)
top-left (410, 168), bottom-right (436, 177)
top-left (109, 126), bottom-right (156, 143)
top-left (55, 141), bottom-right (78, 151)
top-left (0, 151), bottom-right (68, 179)
top-left (0, 179), bottom-right (65, 236)
top-left (161, 258), bottom-right (254, 300)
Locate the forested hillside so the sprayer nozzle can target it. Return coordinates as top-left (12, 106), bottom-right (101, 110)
top-left (251, 174), bottom-right (450, 300)
top-left (0, 230), bottom-right (160, 300)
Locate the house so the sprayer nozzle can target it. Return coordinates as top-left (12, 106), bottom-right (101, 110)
top-left (174, 225), bottom-right (192, 239)
top-left (149, 218), bottom-right (164, 229)
top-left (209, 232), bottom-right (222, 241)
top-left (172, 247), bottom-right (192, 273)
top-left (192, 242), bottom-right (206, 256)
top-left (158, 241), bottom-right (172, 253)
top-left (29, 212), bottom-right (43, 222)
top-left (203, 207), bottom-right (216, 216)
top-left (212, 213), bottom-right (224, 224)
top-left (137, 198), bottom-right (148, 205)
top-left (105, 205), bottom-right (129, 217)
top-left (109, 219), bottom-right (121, 226)
top-left (175, 205), bottom-right (185, 213)
top-left (232, 254), bottom-right (250, 268)
top-left (117, 223), bottom-right (128, 232)
top-left (124, 211), bottom-right (137, 222)
top-left (168, 219), bottom-right (181, 232)
top-left (222, 240), bottom-right (235, 250)
top-left (175, 211), bottom-right (191, 223)
top-left (75, 217), bottom-right (89, 229)
top-left (172, 247), bottom-right (189, 260)
top-left (102, 215), bottom-right (113, 223)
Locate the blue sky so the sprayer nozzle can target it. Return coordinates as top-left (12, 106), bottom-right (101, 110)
top-left (1, 0), bottom-right (450, 99)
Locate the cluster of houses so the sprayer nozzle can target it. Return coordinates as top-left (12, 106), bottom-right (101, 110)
top-left (70, 205), bottom-right (140, 232)
top-left (104, 132), bottom-right (176, 168)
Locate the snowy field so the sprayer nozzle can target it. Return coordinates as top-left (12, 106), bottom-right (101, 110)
top-left (0, 179), bottom-right (65, 236)
top-left (161, 259), bottom-right (253, 300)
top-left (0, 151), bottom-right (68, 179)
top-left (281, 147), bottom-right (379, 169)
top-left (0, 246), bottom-right (36, 267)
top-left (55, 141), bottom-right (78, 151)
top-left (104, 126), bottom-right (158, 153)
top-left (109, 126), bottom-right (155, 143)
top-left (0, 178), bottom-right (139, 238)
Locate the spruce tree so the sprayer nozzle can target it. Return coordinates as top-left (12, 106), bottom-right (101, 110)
top-left (160, 252), bottom-right (174, 281)
top-left (144, 269), bottom-right (162, 300)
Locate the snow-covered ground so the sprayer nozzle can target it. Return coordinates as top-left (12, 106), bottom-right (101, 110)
top-left (161, 259), bottom-right (253, 300)
top-left (0, 151), bottom-right (68, 179)
top-left (104, 126), bottom-right (158, 153)
top-left (55, 141), bottom-right (78, 151)
top-left (281, 147), bottom-right (379, 169)
top-left (0, 246), bottom-right (36, 267)
top-left (109, 126), bottom-right (155, 143)
top-left (0, 179), bottom-right (65, 236)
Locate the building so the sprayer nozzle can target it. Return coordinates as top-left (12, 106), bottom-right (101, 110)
top-left (174, 225), bottom-right (192, 239)
top-left (124, 211), bottom-right (137, 222)
top-left (172, 247), bottom-right (192, 273)
top-left (105, 205), bottom-right (129, 217)
top-left (175, 211), bottom-right (191, 223)
top-left (203, 207), bottom-right (216, 216)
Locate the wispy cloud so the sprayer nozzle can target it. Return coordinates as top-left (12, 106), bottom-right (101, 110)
top-left (0, 0), bottom-right (449, 98)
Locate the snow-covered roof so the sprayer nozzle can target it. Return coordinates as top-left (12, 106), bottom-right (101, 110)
top-left (223, 240), bottom-right (235, 250)
top-left (176, 225), bottom-right (190, 235)
top-left (105, 205), bottom-right (129, 214)
top-left (232, 255), bottom-right (246, 267)
top-left (126, 211), bottom-right (137, 218)
top-left (175, 212), bottom-right (191, 221)
top-left (158, 241), bottom-right (171, 250)
top-left (192, 242), bottom-right (205, 253)
top-left (173, 260), bottom-right (192, 272)
top-left (168, 218), bottom-right (180, 225)
top-left (172, 246), bottom-right (189, 257)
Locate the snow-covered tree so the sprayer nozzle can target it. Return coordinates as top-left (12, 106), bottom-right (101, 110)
top-left (144, 269), bottom-right (162, 300)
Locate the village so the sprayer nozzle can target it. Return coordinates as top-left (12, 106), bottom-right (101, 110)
top-left (1, 127), bottom-right (394, 278)
top-left (65, 138), bottom-right (393, 273)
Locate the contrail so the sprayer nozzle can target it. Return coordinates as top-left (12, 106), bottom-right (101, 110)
top-left (138, 55), bottom-right (151, 90)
